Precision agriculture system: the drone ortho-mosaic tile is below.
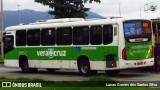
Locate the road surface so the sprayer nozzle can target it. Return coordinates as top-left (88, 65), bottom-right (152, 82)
top-left (0, 63), bottom-right (160, 81)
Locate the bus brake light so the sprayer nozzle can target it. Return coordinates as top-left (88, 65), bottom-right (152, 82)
top-left (152, 46), bottom-right (154, 58)
top-left (122, 48), bottom-right (126, 60)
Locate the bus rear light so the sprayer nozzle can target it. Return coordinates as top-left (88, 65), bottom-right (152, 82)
top-left (151, 46), bottom-right (154, 58)
top-left (122, 48), bottom-right (127, 60)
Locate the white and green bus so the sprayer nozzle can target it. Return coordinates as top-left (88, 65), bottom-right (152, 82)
top-left (3, 18), bottom-right (154, 75)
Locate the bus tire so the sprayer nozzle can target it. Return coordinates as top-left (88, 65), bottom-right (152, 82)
top-left (105, 70), bottom-right (120, 76)
top-left (19, 56), bottom-right (38, 73)
top-left (21, 61), bottom-right (38, 73)
top-left (78, 58), bottom-right (92, 76)
top-left (20, 60), bottom-right (30, 73)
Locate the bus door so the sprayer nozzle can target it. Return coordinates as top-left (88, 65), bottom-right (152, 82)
top-left (123, 20), bottom-right (153, 61)
top-left (152, 20), bottom-right (160, 43)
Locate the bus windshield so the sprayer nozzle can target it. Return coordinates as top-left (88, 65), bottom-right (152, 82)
top-left (3, 35), bottom-right (14, 54)
top-left (123, 21), bottom-right (151, 42)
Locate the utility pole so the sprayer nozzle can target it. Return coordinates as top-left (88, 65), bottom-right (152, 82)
top-left (140, 8), bottom-right (142, 17)
top-left (118, 3), bottom-right (121, 17)
top-left (0, 0), bottom-right (3, 58)
top-left (17, 4), bottom-right (20, 25)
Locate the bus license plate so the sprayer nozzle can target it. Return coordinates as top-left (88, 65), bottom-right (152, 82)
top-left (137, 62), bottom-right (143, 65)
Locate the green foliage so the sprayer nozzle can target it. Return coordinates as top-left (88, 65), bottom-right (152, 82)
top-left (34, 0), bottom-right (101, 18)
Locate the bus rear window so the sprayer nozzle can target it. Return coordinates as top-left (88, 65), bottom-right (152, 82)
top-left (123, 21), bottom-right (151, 42)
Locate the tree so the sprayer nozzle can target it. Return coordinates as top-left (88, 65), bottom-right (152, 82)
top-left (34, 0), bottom-right (100, 18)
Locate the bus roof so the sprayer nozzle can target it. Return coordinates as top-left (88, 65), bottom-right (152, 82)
top-left (5, 18), bottom-right (150, 31)
top-left (151, 19), bottom-right (160, 22)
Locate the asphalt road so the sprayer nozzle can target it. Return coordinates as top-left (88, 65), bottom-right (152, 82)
top-left (0, 63), bottom-right (160, 81)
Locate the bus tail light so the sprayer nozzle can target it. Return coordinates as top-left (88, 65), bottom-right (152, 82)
top-left (151, 46), bottom-right (154, 58)
top-left (122, 48), bottom-right (126, 60)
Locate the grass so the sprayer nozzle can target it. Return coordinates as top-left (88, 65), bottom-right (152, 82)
top-left (0, 75), bottom-right (159, 90)
top-left (0, 87), bottom-right (160, 90)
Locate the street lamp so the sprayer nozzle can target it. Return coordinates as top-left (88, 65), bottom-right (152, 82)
top-left (118, 3), bottom-right (121, 17)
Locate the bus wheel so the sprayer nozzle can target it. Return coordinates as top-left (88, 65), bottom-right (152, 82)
top-left (78, 59), bottom-right (91, 76)
top-left (105, 70), bottom-right (120, 76)
top-left (20, 61), bottom-right (30, 73)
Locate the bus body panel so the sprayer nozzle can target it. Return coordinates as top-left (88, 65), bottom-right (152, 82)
top-left (123, 20), bottom-right (153, 60)
top-left (125, 42), bottom-right (152, 60)
top-left (3, 18), bottom-right (154, 72)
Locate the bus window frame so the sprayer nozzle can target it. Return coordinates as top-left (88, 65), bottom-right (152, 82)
top-left (3, 35), bottom-right (14, 54)
top-left (123, 20), bottom-right (152, 43)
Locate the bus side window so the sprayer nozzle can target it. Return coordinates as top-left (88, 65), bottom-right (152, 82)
top-left (57, 27), bottom-right (72, 45)
top-left (73, 26), bottom-right (89, 45)
top-left (90, 26), bottom-right (102, 45)
top-left (16, 30), bottom-right (26, 46)
top-left (27, 30), bottom-right (40, 46)
top-left (41, 28), bottom-right (55, 46)
top-left (103, 25), bottom-right (113, 45)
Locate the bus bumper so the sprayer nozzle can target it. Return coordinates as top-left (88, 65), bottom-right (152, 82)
top-left (119, 58), bottom-right (154, 69)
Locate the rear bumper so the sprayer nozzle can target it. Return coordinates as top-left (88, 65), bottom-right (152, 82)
top-left (119, 58), bottom-right (154, 69)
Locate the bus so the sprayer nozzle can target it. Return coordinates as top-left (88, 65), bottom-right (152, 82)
top-left (3, 18), bottom-right (154, 75)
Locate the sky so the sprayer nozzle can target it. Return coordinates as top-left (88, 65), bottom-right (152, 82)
top-left (3, 0), bottom-right (160, 19)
